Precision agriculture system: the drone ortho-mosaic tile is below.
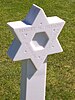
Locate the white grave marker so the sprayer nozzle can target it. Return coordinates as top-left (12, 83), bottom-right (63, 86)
top-left (7, 4), bottom-right (65, 100)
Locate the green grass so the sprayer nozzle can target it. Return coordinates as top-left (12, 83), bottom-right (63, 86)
top-left (0, 0), bottom-right (75, 100)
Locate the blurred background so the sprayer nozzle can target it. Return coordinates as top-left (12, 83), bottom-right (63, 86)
top-left (0, 0), bottom-right (75, 99)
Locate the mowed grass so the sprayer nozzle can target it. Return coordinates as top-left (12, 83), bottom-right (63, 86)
top-left (0, 0), bottom-right (75, 100)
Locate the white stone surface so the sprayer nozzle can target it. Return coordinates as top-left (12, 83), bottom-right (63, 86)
top-left (7, 4), bottom-right (65, 100)
top-left (20, 60), bottom-right (47, 100)
top-left (7, 4), bottom-right (65, 70)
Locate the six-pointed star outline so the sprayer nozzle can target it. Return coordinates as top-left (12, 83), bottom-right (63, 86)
top-left (7, 4), bottom-right (65, 69)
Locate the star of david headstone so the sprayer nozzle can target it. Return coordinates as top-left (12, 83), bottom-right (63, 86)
top-left (7, 4), bottom-right (65, 100)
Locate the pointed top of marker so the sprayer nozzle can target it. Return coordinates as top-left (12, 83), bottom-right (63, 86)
top-left (23, 4), bottom-right (48, 26)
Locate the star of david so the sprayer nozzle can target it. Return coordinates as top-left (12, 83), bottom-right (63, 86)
top-left (7, 4), bottom-right (65, 69)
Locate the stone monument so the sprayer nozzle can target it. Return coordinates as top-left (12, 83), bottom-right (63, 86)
top-left (7, 4), bottom-right (65, 100)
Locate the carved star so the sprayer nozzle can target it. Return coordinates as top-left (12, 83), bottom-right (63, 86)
top-left (7, 4), bottom-right (65, 69)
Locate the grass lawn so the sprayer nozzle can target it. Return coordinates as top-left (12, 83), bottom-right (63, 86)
top-left (0, 0), bottom-right (75, 100)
